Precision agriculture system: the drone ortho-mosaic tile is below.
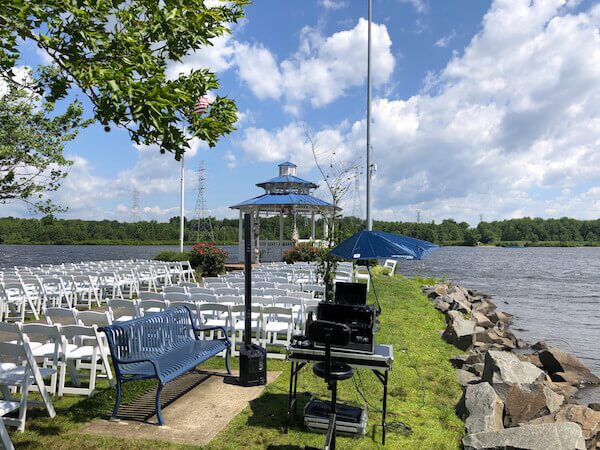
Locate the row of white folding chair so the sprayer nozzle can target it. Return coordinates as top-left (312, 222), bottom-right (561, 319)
top-left (170, 301), bottom-right (296, 359)
top-left (0, 321), bottom-right (112, 400)
top-left (0, 335), bottom-right (56, 440)
top-left (0, 282), bottom-right (40, 322)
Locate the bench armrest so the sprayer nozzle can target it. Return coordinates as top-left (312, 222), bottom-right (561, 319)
top-left (192, 325), bottom-right (231, 345)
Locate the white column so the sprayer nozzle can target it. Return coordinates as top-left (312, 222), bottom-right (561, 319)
top-left (238, 209), bottom-right (243, 263)
top-left (254, 209), bottom-right (260, 264)
top-left (279, 211), bottom-right (284, 261)
top-left (310, 211), bottom-right (315, 241)
top-left (323, 214), bottom-right (329, 240)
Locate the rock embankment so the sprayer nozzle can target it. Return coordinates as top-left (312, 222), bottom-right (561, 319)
top-left (423, 282), bottom-right (600, 450)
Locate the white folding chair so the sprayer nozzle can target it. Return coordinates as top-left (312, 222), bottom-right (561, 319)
top-left (229, 304), bottom-right (262, 357)
top-left (139, 291), bottom-right (165, 301)
top-left (57, 325), bottom-right (114, 397)
top-left (107, 299), bottom-right (139, 321)
top-left (0, 337), bottom-right (57, 423)
top-left (189, 287), bottom-right (213, 295)
top-left (138, 299), bottom-right (169, 316)
top-left (383, 259), bottom-right (397, 275)
top-left (44, 307), bottom-right (79, 325)
top-left (261, 306), bottom-right (294, 359)
top-left (0, 399), bottom-right (19, 449)
top-left (163, 285), bottom-right (187, 294)
top-left (163, 292), bottom-right (189, 302)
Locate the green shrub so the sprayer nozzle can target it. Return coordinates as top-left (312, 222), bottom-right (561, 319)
top-left (282, 243), bottom-right (319, 264)
top-left (153, 250), bottom-right (191, 262)
top-left (189, 242), bottom-right (228, 277)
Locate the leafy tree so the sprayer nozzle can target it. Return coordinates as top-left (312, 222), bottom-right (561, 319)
top-left (0, 0), bottom-right (249, 159)
top-left (0, 81), bottom-right (89, 213)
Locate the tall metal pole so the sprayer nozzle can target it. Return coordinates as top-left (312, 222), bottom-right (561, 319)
top-left (179, 155), bottom-right (185, 252)
top-left (366, 0), bottom-right (373, 231)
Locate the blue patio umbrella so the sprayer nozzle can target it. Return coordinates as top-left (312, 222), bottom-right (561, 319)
top-left (330, 230), bottom-right (438, 313)
top-left (330, 230), bottom-right (438, 260)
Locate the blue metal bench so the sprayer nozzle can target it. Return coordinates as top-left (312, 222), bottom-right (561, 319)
top-left (100, 306), bottom-right (230, 425)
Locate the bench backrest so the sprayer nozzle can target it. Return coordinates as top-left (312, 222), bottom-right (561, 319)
top-left (100, 306), bottom-right (196, 363)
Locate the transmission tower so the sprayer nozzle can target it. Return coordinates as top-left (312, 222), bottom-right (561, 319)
top-left (351, 167), bottom-right (361, 219)
top-left (193, 160), bottom-right (214, 242)
top-left (131, 188), bottom-right (141, 222)
top-left (479, 214), bottom-right (484, 223)
top-left (416, 210), bottom-right (421, 223)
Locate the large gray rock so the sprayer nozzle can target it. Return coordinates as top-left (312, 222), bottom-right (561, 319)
top-left (539, 346), bottom-right (600, 385)
top-left (473, 299), bottom-right (497, 315)
top-left (462, 422), bottom-right (586, 450)
top-left (526, 405), bottom-right (600, 449)
top-left (463, 382), bottom-right (504, 434)
top-left (482, 351), bottom-right (546, 386)
top-left (426, 283), bottom-right (448, 299)
top-left (502, 383), bottom-right (564, 427)
top-left (473, 311), bottom-right (494, 329)
top-left (456, 368), bottom-right (480, 387)
top-left (433, 297), bottom-right (451, 313)
top-left (442, 311), bottom-right (476, 351)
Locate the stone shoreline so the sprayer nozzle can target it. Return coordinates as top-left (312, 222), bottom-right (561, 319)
top-left (422, 282), bottom-right (600, 450)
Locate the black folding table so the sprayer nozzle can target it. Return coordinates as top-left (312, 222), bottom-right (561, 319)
top-left (285, 343), bottom-right (394, 445)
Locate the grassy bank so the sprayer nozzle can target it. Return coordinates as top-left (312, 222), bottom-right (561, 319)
top-left (10, 274), bottom-right (463, 449)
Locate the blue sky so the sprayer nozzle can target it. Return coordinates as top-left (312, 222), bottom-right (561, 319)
top-left (4, 0), bottom-right (600, 225)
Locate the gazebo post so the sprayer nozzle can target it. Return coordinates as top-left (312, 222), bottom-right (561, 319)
top-left (292, 208), bottom-right (298, 242)
top-left (323, 213), bottom-right (329, 240)
top-left (310, 212), bottom-right (315, 241)
top-left (238, 209), bottom-right (244, 263)
top-left (279, 210), bottom-right (284, 259)
top-left (253, 209), bottom-right (260, 264)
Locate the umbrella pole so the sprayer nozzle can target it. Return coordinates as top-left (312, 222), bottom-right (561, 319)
top-left (367, 265), bottom-right (381, 314)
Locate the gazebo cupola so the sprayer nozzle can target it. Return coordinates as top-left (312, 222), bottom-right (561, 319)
top-left (230, 161), bottom-right (338, 262)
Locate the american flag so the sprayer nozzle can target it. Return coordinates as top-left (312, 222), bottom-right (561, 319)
top-left (193, 96), bottom-right (211, 115)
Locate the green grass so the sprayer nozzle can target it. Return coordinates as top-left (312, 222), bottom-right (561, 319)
top-left (10, 274), bottom-right (464, 449)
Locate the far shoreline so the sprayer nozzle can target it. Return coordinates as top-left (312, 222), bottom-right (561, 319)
top-left (1, 241), bottom-right (599, 248)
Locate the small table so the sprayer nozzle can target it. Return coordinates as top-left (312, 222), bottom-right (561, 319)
top-left (285, 344), bottom-right (394, 445)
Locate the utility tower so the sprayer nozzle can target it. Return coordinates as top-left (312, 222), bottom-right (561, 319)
top-left (193, 160), bottom-right (214, 242)
top-left (131, 188), bottom-right (141, 222)
top-left (351, 167), bottom-right (361, 219)
top-left (479, 214), bottom-right (484, 223)
top-left (416, 210), bottom-right (421, 223)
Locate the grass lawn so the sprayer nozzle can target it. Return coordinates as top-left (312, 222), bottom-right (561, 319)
top-left (9, 274), bottom-right (464, 449)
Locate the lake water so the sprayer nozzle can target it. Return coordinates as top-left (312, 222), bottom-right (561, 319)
top-left (1, 244), bottom-right (598, 381)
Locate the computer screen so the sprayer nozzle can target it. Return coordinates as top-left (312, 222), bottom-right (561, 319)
top-left (334, 282), bottom-right (367, 305)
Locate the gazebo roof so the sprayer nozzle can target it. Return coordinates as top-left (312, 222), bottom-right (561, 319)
top-left (230, 193), bottom-right (337, 211)
top-left (256, 174), bottom-right (318, 189)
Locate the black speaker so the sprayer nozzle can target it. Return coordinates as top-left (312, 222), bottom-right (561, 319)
top-left (239, 343), bottom-right (267, 386)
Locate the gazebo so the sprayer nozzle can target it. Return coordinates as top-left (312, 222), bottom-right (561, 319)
top-left (230, 162), bottom-right (338, 262)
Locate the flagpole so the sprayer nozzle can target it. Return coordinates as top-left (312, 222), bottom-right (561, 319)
top-left (179, 155), bottom-right (185, 253)
top-left (366, 0), bottom-right (373, 231)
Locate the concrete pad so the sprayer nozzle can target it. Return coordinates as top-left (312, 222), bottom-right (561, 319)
top-left (80, 370), bottom-right (281, 446)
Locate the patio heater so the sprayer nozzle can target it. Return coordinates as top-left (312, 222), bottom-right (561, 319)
top-left (239, 213), bottom-right (267, 387)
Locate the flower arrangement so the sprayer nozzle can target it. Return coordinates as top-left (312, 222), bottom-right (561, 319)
top-left (189, 242), bottom-right (228, 277)
top-left (283, 242), bottom-right (319, 264)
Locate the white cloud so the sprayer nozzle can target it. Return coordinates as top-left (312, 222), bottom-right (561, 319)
top-left (319, 0), bottom-right (346, 10)
top-left (434, 30), bottom-right (456, 48)
top-left (224, 151), bottom-right (237, 168)
top-left (233, 42), bottom-right (283, 100)
top-left (364, 0), bottom-right (600, 223)
top-left (166, 33), bottom-right (236, 80)
top-left (235, 19), bottom-right (394, 111)
top-left (398, 0), bottom-right (427, 14)
top-left (240, 0), bottom-right (600, 223)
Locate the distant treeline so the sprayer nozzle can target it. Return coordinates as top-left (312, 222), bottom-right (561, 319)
top-left (0, 215), bottom-right (599, 246)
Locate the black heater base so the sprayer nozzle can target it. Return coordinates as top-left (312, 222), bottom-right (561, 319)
top-left (239, 343), bottom-right (267, 387)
